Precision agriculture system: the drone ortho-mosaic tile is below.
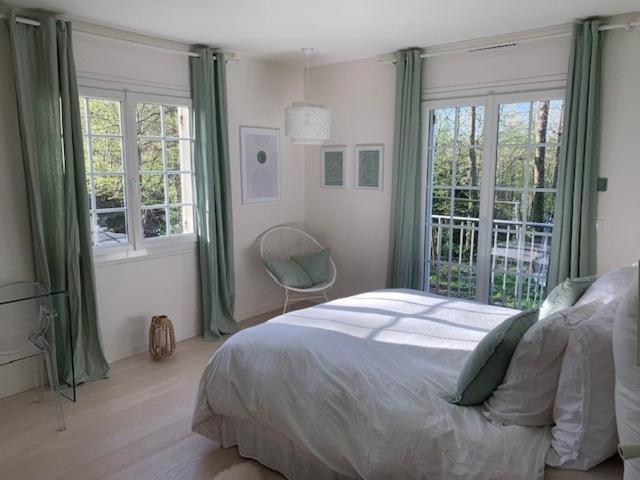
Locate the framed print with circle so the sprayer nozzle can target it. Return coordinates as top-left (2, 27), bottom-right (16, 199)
top-left (354, 144), bottom-right (383, 190)
top-left (321, 146), bottom-right (346, 188)
top-left (240, 126), bottom-right (281, 204)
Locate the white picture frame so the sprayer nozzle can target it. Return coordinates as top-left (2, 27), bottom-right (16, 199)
top-left (354, 144), bottom-right (384, 190)
top-left (321, 146), bottom-right (346, 188)
top-left (240, 126), bottom-right (281, 204)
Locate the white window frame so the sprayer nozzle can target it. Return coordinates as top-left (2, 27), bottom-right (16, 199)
top-left (79, 87), bottom-right (197, 262)
top-left (422, 88), bottom-right (565, 306)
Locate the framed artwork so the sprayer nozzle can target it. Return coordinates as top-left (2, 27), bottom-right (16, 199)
top-left (354, 144), bottom-right (384, 190)
top-left (240, 126), bottom-right (281, 204)
top-left (321, 146), bottom-right (346, 188)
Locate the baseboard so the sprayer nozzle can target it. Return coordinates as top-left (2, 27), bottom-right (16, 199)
top-left (105, 323), bottom-right (202, 363)
top-left (234, 299), bottom-right (285, 322)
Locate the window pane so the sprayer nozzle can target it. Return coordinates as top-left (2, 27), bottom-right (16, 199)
top-left (136, 103), bottom-right (162, 136)
top-left (88, 98), bottom-right (121, 135)
top-left (166, 140), bottom-right (192, 171)
top-left (453, 189), bottom-right (480, 218)
top-left (85, 176), bottom-right (92, 206)
top-left (495, 146), bottom-right (526, 188)
top-left (532, 99), bottom-right (563, 144)
top-left (169, 205), bottom-right (193, 235)
top-left (163, 105), bottom-right (190, 138)
top-left (493, 190), bottom-right (525, 222)
top-left (431, 148), bottom-right (452, 186)
top-left (527, 192), bottom-right (556, 224)
top-left (431, 188), bottom-right (451, 216)
top-left (498, 103), bottom-right (529, 144)
top-left (95, 211), bottom-right (128, 247)
top-left (83, 136), bottom-right (91, 171)
top-left (458, 106), bottom-right (484, 146)
top-left (432, 108), bottom-right (455, 148)
top-left (167, 173), bottom-right (193, 204)
top-left (142, 208), bottom-right (167, 238)
top-left (530, 146), bottom-right (559, 189)
top-left (456, 148), bottom-right (482, 187)
top-left (138, 139), bottom-right (163, 171)
top-left (80, 98), bottom-right (88, 134)
top-left (91, 137), bottom-right (123, 173)
top-left (139, 174), bottom-right (165, 206)
top-left (94, 175), bottom-right (125, 209)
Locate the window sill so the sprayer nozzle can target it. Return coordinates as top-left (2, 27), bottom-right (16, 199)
top-left (94, 239), bottom-right (197, 268)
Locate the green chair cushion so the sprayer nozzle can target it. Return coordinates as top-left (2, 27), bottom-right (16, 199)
top-left (291, 248), bottom-right (331, 285)
top-left (263, 259), bottom-right (313, 289)
top-left (540, 275), bottom-right (597, 319)
top-left (450, 308), bottom-right (539, 406)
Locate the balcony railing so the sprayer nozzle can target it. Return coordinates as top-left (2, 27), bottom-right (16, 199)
top-left (426, 215), bottom-right (552, 310)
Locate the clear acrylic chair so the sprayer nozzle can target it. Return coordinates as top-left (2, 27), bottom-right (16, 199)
top-left (0, 282), bottom-right (66, 431)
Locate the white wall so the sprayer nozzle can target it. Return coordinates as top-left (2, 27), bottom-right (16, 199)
top-left (597, 17), bottom-right (640, 274)
top-left (0, 25), bottom-right (304, 397)
top-left (305, 58), bottom-right (395, 299)
top-left (227, 60), bottom-right (306, 319)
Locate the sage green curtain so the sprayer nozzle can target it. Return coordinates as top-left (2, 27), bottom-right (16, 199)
top-left (7, 11), bottom-right (110, 383)
top-left (190, 49), bottom-right (237, 340)
top-left (386, 49), bottom-right (423, 289)
top-left (547, 21), bottom-right (602, 290)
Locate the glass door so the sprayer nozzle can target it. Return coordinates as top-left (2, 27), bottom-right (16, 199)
top-left (489, 98), bottom-right (564, 309)
top-left (423, 92), bottom-right (564, 309)
top-left (424, 102), bottom-right (485, 300)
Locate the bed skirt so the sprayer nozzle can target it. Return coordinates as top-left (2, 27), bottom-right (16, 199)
top-left (194, 414), bottom-right (356, 480)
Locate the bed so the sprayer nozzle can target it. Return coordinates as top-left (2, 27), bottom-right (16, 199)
top-left (192, 289), bottom-right (557, 479)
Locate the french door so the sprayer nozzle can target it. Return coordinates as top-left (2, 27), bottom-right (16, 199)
top-left (423, 91), bottom-right (564, 310)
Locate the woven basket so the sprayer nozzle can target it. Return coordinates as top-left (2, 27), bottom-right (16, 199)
top-left (148, 315), bottom-right (176, 360)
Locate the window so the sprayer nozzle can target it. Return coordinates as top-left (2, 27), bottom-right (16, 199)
top-left (80, 96), bottom-right (128, 247)
top-left (136, 102), bottom-right (194, 239)
top-left (80, 89), bottom-right (195, 257)
top-left (424, 92), bottom-right (564, 309)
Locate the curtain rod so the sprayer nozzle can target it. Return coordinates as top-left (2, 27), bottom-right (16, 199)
top-left (379, 21), bottom-right (640, 64)
top-left (0, 13), bottom-right (242, 61)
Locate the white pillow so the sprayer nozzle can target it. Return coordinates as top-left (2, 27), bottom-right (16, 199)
top-left (613, 273), bottom-right (640, 480)
top-left (576, 265), bottom-right (637, 306)
top-left (482, 302), bottom-right (600, 427)
top-left (546, 300), bottom-right (619, 470)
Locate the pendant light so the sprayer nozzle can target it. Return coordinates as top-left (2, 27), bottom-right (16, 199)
top-left (285, 48), bottom-right (331, 144)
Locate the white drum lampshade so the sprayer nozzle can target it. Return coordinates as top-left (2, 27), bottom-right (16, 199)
top-left (285, 48), bottom-right (331, 145)
top-left (285, 101), bottom-right (331, 145)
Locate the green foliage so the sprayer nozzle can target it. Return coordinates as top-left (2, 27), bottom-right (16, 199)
top-left (428, 101), bottom-right (564, 308)
top-left (81, 97), bottom-right (193, 242)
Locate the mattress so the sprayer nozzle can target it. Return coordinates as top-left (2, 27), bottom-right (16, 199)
top-left (192, 289), bottom-right (552, 479)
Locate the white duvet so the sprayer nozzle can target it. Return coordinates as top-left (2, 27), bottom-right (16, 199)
top-left (192, 289), bottom-right (551, 479)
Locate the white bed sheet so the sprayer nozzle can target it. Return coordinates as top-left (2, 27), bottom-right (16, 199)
top-left (192, 289), bottom-right (551, 479)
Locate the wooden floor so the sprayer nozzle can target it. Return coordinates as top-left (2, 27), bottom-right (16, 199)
top-left (0, 303), bottom-right (622, 480)
top-left (0, 307), bottom-right (289, 480)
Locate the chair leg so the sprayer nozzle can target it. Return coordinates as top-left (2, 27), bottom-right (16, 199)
top-left (323, 291), bottom-right (329, 302)
top-left (43, 351), bottom-right (65, 431)
top-left (283, 289), bottom-right (290, 314)
top-left (33, 355), bottom-right (44, 403)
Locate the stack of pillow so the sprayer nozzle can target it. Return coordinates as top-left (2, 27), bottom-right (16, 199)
top-left (450, 265), bottom-right (638, 471)
top-left (262, 248), bottom-right (331, 288)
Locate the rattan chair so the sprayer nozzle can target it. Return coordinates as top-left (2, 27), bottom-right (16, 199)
top-left (259, 227), bottom-right (337, 313)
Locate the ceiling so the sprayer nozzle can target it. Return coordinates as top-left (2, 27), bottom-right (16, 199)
top-left (6, 0), bottom-right (640, 65)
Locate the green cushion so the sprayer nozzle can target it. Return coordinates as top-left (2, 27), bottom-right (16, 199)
top-left (263, 259), bottom-right (313, 288)
top-left (450, 309), bottom-right (539, 406)
top-left (539, 275), bottom-right (597, 319)
top-left (291, 248), bottom-right (331, 285)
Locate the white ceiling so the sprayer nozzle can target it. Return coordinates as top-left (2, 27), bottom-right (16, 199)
top-left (7, 0), bottom-right (640, 65)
